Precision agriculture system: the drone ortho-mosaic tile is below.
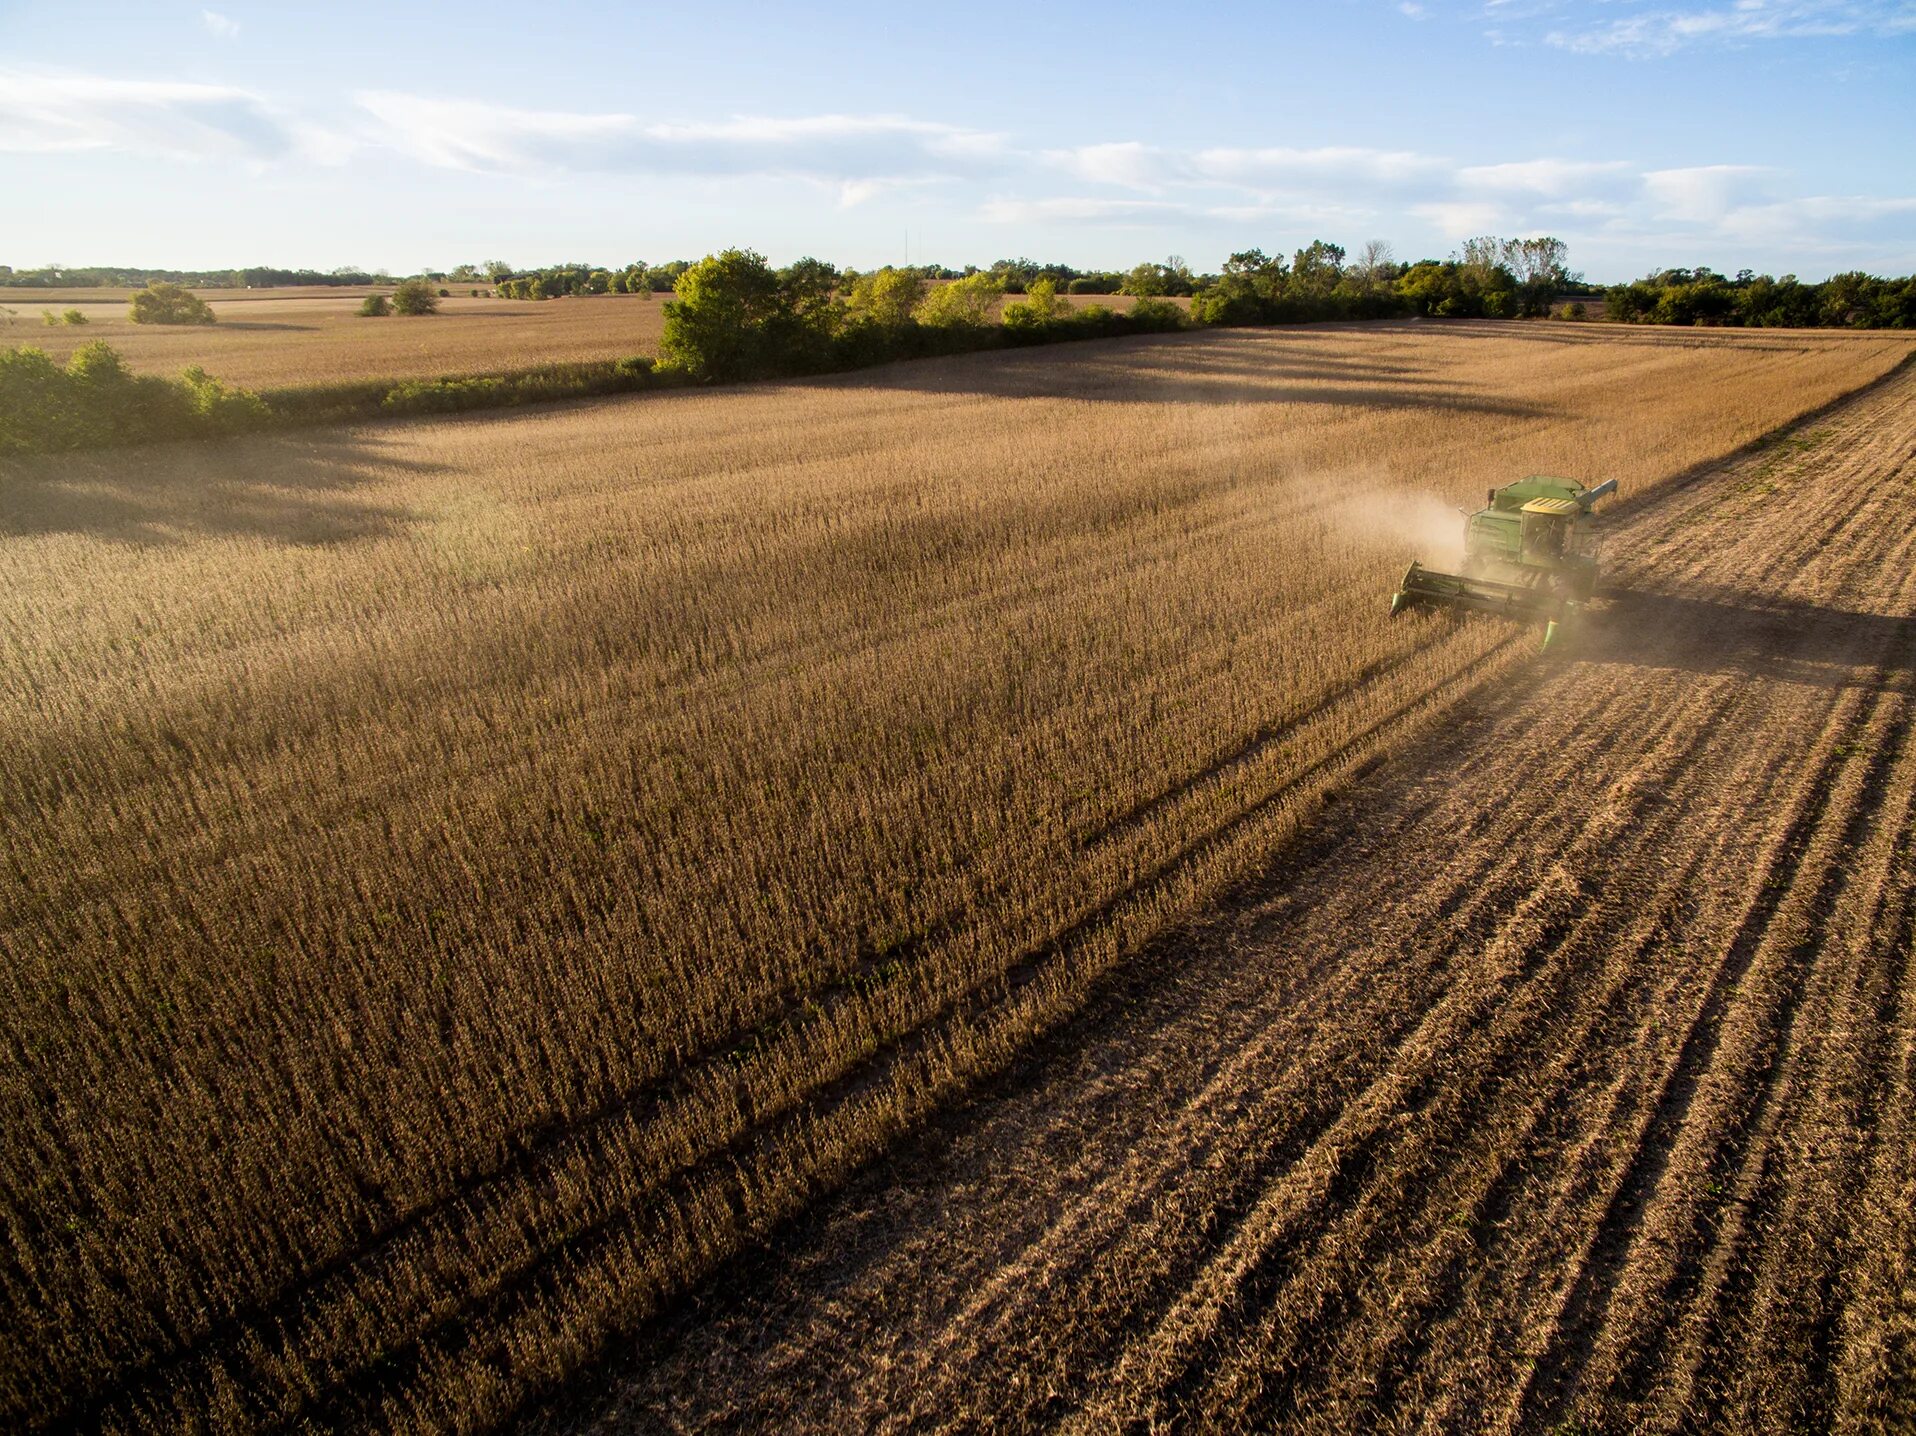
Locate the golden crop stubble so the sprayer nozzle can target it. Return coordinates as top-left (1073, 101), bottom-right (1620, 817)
top-left (0, 321), bottom-right (1909, 1429)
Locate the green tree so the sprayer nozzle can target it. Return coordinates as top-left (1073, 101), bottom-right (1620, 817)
top-left (845, 267), bottom-right (924, 326)
top-left (658, 249), bottom-right (806, 382)
top-left (128, 281), bottom-right (216, 326)
top-left (392, 279), bottom-right (439, 315)
top-left (1122, 262), bottom-right (1167, 297)
top-left (778, 257), bottom-right (843, 325)
top-left (1502, 236), bottom-right (1571, 316)
top-left (358, 293), bottom-right (392, 317)
top-left (1287, 240), bottom-right (1346, 300)
top-left (916, 271), bottom-right (1005, 327)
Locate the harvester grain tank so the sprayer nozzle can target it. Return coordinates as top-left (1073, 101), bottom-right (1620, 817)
top-left (1390, 475), bottom-right (1618, 648)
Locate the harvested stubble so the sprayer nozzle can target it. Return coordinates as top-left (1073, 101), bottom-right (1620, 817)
top-left (575, 357), bottom-right (1916, 1436)
top-left (2, 321), bottom-right (1911, 1431)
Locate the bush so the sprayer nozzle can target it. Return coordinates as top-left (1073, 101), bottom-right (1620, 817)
top-left (180, 365), bottom-right (269, 430)
top-left (1001, 277), bottom-right (1064, 328)
top-left (358, 294), bottom-right (392, 317)
top-left (438, 288), bottom-right (451, 298)
top-left (1126, 297), bottom-right (1188, 331)
top-left (0, 340), bottom-right (264, 452)
top-left (392, 280), bottom-right (439, 316)
top-left (128, 281), bottom-right (216, 326)
top-left (383, 376), bottom-right (505, 414)
top-left (41, 311), bottom-right (59, 327)
top-left (62, 308), bottom-right (88, 326)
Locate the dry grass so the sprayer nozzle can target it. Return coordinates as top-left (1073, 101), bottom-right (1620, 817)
top-left (2, 291), bottom-right (673, 388)
top-left (2, 321), bottom-right (1910, 1431)
top-left (581, 359), bottom-right (1916, 1435)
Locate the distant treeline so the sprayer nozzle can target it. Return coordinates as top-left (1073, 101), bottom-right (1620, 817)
top-left (0, 265), bottom-right (391, 290)
top-left (1605, 268), bottom-right (1916, 328)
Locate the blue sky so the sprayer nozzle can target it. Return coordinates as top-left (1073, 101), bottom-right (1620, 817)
top-left (2, 0), bottom-right (1911, 280)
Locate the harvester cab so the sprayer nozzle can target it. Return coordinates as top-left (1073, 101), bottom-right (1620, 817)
top-left (1390, 475), bottom-right (1618, 649)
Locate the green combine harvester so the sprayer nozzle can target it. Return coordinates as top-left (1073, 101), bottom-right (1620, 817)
top-left (1391, 475), bottom-right (1619, 649)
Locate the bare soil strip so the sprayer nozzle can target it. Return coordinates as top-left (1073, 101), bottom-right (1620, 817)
top-left (549, 364), bottom-right (1916, 1433)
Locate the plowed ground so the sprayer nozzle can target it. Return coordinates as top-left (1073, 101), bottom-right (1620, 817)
top-left (551, 365), bottom-right (1916, 1434)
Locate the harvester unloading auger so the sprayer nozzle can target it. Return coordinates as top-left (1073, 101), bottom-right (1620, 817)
top-left (1391, 475), bottom-right (1618, 649)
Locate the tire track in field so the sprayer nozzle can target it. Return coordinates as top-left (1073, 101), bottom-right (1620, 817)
top-left (546, 362), bottom-right (1916, 1433)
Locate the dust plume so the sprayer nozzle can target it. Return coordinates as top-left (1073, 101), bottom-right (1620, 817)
top-left (1316, 479), bottom-right (1471, 569)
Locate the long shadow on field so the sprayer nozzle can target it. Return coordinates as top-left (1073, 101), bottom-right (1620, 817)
top-left (1412, 318), bottom-right (1834, 356)
top-left (1583, 586), bottom-right (1914, 690)
top-left (841, 329), bottom-right (1549, 418)
top-left (212, 320), bottom-right (322, 333)
top-left (0, 429), bottom-right (428, 546)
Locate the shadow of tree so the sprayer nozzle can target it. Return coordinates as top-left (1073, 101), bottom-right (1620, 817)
top-left (827, 327), bottom-right (1549, 419)
top-left (0, 430), bottom-right (431, 546)
top-left (1407, 317), bottom-right (1834, 356)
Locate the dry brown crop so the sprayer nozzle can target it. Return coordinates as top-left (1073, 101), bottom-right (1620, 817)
top-left (2, 320), bottom-right (1910, 1432)
top-left (7, 290), bottom-right (673, 388)
top-left (564, 352), bottom-right (1916, 1436)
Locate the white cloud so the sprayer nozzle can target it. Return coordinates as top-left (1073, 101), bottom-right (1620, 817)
top-left (980, 196), bottom-right (1183, 224)
top-left (1544, 0), bottom-right (1916, 55)
top-left (201, 9), bottom-right (240, 39)
top-left (1046, 141), bottom-right (1176, 190)
top-left (1412, 200), bottom-right (1514, 238)
top-left (1457, 157), bottom-right (1635, 197)
top-left (355, 93), bottom-right (1009, 186)
top-left (1193, 144), bottom-right (1447, 190)
top-left (1643, 164), bottom-right (1773, 221)
top-left (0, 71), bottom-right (331, 163)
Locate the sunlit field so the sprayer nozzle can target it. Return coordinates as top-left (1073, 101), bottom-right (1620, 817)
top-left (2, 290), bottom-right (673, 388)
top-left (3, 321), bottom-right (1910, 1430)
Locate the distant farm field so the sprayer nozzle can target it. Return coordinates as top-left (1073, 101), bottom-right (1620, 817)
top-left (3, 322), bottom-right (1912, 1431)
top-left (2, 290), bottom-right (674, 388)
top-left (1, 285), bottom-right (1183, 390)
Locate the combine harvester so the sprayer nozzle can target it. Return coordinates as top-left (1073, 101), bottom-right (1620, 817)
top-left (1391, 475), bottom-right (1618, 649)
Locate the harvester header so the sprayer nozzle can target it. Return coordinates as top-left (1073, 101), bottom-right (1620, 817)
top-left (1391, 475), bottom-right (1618, 647)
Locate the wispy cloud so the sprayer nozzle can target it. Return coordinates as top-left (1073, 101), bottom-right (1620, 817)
top-left (1642, 164), bottom-right (1775, 221)
top-left (979, 196), bottom-right (1184, 224)
top-left (1544, 0), bottom-right (1916, 56)
top-left (355, 93), bottom-right (1009, 187)
top-left (3, 70), bottom-right (1907, 275)
top-left (0, 71), bottom-right (335, 163)
top-left (201, 9), bottom-right (240, 39)
top-left (1456, 158), bottom-right (1636, 197)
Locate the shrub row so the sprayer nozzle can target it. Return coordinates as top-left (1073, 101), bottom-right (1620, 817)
top-left (0, 343), bottom-right (264, 454)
